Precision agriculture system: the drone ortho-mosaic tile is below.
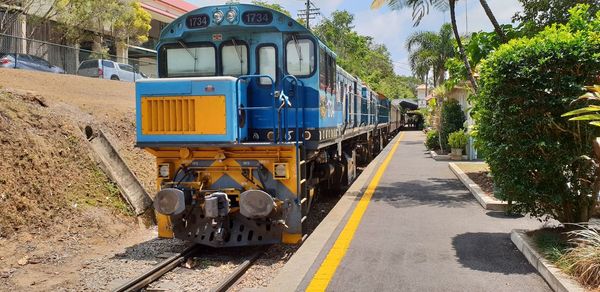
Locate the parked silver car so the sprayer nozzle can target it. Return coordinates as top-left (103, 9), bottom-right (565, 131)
top-left (77, 59), bottom-right (144, 82)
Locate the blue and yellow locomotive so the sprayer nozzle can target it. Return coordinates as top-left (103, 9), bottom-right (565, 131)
top-left (136, 3), bottom-right (403, 247)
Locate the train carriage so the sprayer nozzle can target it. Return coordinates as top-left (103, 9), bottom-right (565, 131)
top-left (137, 3), bottom-right (402, 247)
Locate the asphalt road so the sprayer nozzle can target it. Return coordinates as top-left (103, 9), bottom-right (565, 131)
top-left (324, 131), bottom-right (551, 291)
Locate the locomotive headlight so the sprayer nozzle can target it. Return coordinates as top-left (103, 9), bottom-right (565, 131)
top-left (226, 9), bottom-right (237, 23)
top-left (158, 163), bottom-right (170, 178)
top-left (154, 188), bottom-right (185, 215)
top-left (213, 10), bottom-right (224, 24)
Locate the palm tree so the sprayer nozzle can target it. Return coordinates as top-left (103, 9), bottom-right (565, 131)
top-left (406, 23), bottom-right (454, 87)
top-left (371, 0), bottom-right (506, 92)
top-left (448, 0), bottom-right (478, 92)
top-left (479, 0), bottom-right (507, 43)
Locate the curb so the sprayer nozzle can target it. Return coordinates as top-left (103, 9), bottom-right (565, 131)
top-left (430, 150), bottom-right (467, 161)
top-left (448, 162), bottom-right (507, 211)
top-left (510, 230), bottom-right (584, 292)
top-left (264, 132), bottom-right (404, 292)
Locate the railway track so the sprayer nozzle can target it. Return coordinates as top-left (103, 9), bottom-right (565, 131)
top-left (112, 245), bottom-right (201, 292)
top-left (209, 249), bottom-right (265, 292)
top-left (112, 245), bottom-right (267, 292)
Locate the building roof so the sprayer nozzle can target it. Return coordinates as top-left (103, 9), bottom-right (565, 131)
top-left (392, 98), bottom-right (418, 110)
top-left (141, 0), bottom-right (197, 21)
top-left (417, 84), bottom-right (427, 90)
top-left (157, 0), bottom-right (197, 13)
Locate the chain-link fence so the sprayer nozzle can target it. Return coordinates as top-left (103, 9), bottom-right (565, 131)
top-left (0, 33), bottom-right (157, 78)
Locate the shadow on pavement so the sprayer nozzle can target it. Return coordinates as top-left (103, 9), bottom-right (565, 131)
top-left (400, 140), bottom-right (426, 146)
top-left (371, 178), bottom-right (476, 208)
top-left (452, 232), bottom-right (536, 275)
top-left (486, 211), bottom-right (525, 219)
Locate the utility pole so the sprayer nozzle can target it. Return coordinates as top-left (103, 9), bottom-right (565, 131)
top-left (297, 0), bottom-right (320, 29)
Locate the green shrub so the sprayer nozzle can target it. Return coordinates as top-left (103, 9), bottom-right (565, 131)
top-left (473, 4), bottom-right (600, 222)
top-left (448, 130), bottom-right (468, 149)
top-left (440, 99), bottom-right (465, 150)
top-left (425, 129), bottom-right (440, 150)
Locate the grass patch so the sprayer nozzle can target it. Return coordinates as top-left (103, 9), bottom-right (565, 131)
top-left (68, 165), bottom-right (134, 217)
top-left (559, 225), bottom-right (600, 289)
top-left (534, 231), bottom-right (569, 264)
top-left (533, 226), bottom-right (600, 290)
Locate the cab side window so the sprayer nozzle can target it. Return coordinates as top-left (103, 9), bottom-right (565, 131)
top-left (257, 45), bottom-right (276, 85)
top-left (285, 38), bottom-right (314, 76)
top-left (329, 55), bottom-right (336, 94)
top-left (319, 48), bottom-right (327, 90)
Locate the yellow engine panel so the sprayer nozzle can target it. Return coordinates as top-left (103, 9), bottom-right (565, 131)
top-left (141, 95), bottom-right (226, 135)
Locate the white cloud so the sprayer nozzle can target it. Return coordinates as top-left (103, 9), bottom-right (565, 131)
top-left (353, 8), bottom-right (414, 74)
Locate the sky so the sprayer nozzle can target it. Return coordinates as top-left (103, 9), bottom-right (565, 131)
top-left (186, 0), bottom-right (523, 76)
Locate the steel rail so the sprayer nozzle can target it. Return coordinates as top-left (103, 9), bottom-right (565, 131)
top-left (210, 247), bottom-right (268, 292)
top-left (112, 245), bottom-right (201, 292)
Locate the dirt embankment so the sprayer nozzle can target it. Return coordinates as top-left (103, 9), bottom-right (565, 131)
top-left (0, 69), bottom-right (156, 290)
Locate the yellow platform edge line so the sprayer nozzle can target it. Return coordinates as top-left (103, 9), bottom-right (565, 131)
top-left (306, 132), bottom-right (405, 291)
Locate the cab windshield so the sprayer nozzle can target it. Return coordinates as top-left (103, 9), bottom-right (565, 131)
top-left (161, 42), bottom-right (216, 77)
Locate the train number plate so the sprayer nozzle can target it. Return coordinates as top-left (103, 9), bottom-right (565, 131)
top-left (186, 14), bottom-right (209, 29)
top-left (242, 11), bottom-right (273, 25)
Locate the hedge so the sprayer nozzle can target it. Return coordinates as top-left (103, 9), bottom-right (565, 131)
top-left (473, 5), bottom-right (600, 222)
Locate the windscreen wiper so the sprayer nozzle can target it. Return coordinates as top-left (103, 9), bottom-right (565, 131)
top-left (178, 40), bottom-right (196, 61)
top-left (291, 34), bottom-right (304, 70)
top-left (231, 38), bottom-right (244, 65)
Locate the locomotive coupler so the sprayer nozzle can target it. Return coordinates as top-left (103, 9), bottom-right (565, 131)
top-left (214, 219), bottom-right (230, 242)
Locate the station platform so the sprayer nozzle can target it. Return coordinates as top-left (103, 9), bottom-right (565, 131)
top-left (268, 131), bottom-right (552, 292)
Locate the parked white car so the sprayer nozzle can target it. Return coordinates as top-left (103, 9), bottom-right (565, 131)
top-left (77, 59), bottom-right (145, 82)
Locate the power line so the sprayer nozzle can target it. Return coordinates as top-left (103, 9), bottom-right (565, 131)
top-left (297, 0), bottom-right (320, 29)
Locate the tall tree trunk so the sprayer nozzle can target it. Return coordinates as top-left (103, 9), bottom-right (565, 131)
top-left (425, 70), bottom-right (429, 97)
top-left (479, 0), bottom-right (508, 43)
top-left (450, 0), bottom-right (478, 93)
top-left (439, 69), bottom-right (446, 84)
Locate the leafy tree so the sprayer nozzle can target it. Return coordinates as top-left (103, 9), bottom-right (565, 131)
top-left (55, 0), bottom-right (151, 50)
top-left (406, 23), bottom-right (454, 87)
top-left (114, 1), bottom-right (152, 45)
top-left (445, 24), bottom-right (521, 90)
top-left (371, 0), bottom-right (479, 92)
top-left (473, 4), bottom-right (600, 222)
top-left (250, 1), bottom-right (307, 25)
top-left (313, 10), bottom-right (416, 99)
top-left (372, 0), bottom-right (510, 93)
top-left (0, 0), bottom-right (61, 37)
top-left (251, 1), bottom-right (291, 17)
top-left (513, 0), bottom-right (600, 35)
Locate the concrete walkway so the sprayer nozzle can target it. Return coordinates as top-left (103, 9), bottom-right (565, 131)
top-left (304, 131), bottom-right (551, 291)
